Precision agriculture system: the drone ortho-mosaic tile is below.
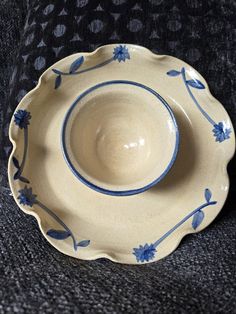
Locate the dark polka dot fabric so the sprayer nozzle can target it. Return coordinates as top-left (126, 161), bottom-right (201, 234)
top-left (3, 0), bottom-right (235, 191)
top-left (0, 1), bottom-right (236, 312)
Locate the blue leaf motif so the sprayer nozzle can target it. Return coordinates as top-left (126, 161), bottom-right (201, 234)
top-left (19, 176), bottom-right (30, 183)
top-left (166, 70), bottom-right (181, 76)
top-left (52, 69), bottom-right (62, 75)
top-left (13, 156), bottom-right (20, 169)
top-left (69, 56), bottom-right (84, 74)
top-left (47, 229), bottom-right (71, 240)
top-left (167, 70), bottom-right (181, 77)
top-left (186, 79), bottom-right (205, 89)
top-left (205, 188), bottom-right (212, 203)
top-left (77, 240), bottom-right (90, 247)
top-left (192, 210), bottom-right (204, 230)
top-left (55, 75), bottom-right (62, 89)
top-left (14, 169), bottom-right (20, 180)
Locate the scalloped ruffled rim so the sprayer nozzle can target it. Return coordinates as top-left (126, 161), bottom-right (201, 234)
top-left (8, 44), bottom-right (235, 264)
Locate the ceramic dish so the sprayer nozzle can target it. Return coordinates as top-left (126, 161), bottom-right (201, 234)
top-left (61, 80), bottom-right (179, 196)
top-left (8, 44), bottom-right (235, 264)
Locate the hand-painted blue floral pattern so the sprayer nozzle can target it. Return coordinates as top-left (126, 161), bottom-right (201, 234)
top-left (13, 109), bottom-right (90, 252)
top-left (18, 186), bottom-right (37, 207)
top-left (14, 109), bottom-right (31, 129)
top-left (17, 184), bottom-right (90, 251)
top-left (12, 50), bottom-right (224, 262)
top-left (69, 56), bottom-right (84, 74)
top-left (167, 67), bottom-right (231, 143)
top-left (52, 45), bottom-right (131, 89)
top-left (213, 122), bottom-right (231, 142)
top-left (133, 189), bottom-right (217, 263)
top-left (13, 109), bottom-right (30, 183)
top-left (133, 243), bottom-right (156, 263)
top-left (113, 45), bottom-right (130, 62)
top-left (192, 210), bottom-right (204, 230)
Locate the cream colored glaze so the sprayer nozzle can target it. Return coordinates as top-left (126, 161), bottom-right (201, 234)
top-left (8, 44), bottom-right (235, 264)
top-left (64, 84), bottom-right (177, 191)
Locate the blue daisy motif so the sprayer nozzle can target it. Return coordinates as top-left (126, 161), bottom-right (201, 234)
top-left (18, 186), bottom-right (37, 207)
top-left (113, 45), bottom-right (130, 62)
top-left (14, 110), bottom-right (31, 129)
top-left (133, 243), bottom-right (157, 263)
top-left (212, 122), bottom-right (231, 142)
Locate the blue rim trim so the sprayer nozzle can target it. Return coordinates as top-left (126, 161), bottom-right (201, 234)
top-left (61, 80), bottom-right (179, 196)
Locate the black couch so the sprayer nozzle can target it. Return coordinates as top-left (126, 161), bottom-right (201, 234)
top-left (0, 1), bottom-right (235, 312)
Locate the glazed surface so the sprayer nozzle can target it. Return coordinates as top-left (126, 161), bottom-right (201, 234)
top-left (8, 44), bottom-right (235, 264)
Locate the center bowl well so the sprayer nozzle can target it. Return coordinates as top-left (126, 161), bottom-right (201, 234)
top-left (61, 80), bottom-right (179, 196)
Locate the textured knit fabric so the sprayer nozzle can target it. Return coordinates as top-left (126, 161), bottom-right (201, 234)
top-left (0, 1), bottom-right (236, 313)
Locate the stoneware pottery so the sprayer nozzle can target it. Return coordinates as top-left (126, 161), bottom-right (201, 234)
top-left (8, 44), bottom-right (235, 264)
top-left (61, 80), bottom-right (179, 196)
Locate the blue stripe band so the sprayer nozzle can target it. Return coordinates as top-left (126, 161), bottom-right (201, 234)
top-left (61, 80), bottom-right (179, 196)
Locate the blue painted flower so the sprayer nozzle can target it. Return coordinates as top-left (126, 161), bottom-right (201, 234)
top-left (133, 243), bottom-right (157, 263)
top-left (212, 122), bottom-right (231, 142)
top-left (18, 186), bottom-right (37, 207)
top-left (113, 45), bottom-right (130, 62)
top-left (14, 110), bottom-right (31, 129)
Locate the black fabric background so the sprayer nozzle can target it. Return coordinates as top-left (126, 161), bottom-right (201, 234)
top-left (0, 1), bottom-right (235, 312)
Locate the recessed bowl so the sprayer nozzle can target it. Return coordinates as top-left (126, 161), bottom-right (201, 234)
top-left (61, 80), bottom-right (179, 196)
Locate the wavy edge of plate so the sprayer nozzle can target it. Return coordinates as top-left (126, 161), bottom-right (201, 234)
top-left (8, 43), bottom-right (236, 264)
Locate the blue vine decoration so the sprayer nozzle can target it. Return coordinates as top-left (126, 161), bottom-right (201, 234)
top-left (52, 45), bottom-right (130, 89)
top-left (133, 188), bottom-right (217, 263)
top-left (17, 186), bottom-right (90, 251)
top-left (13, 110), bottom-right (31, 183)
top-left (13, 110), bottom-right (90, 251)
top-left (167, 68), bottom-right (231, 143)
